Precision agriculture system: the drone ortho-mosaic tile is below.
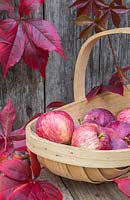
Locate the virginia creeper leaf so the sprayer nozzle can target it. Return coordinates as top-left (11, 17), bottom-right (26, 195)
top-left (9, 127), bottom-right (25, 141)
top-left (34, 181), bottom-right (63, 200)
top-left (18, 0), bottom-right (44, 17)
top-left (24, 20), bottom-right (65, 58)
top-left (0, 24), bottom-right (26, 77)
top-left (0, 176), bottom-right (23, 200)
top-left (0, 19), bottom-right (17, 33)
top-left (0, 0), bottom-right (14, 12)
top-left (0, 98), bottom-right (16, 135)
top-left (86, 84), bottom-right (103, 101)
top-left (47, 101), bottom-right (66, 109)
top-left (0, 158), bottom-right (32, 181)
top-left (0, 137), bottom-right (13, 156)
top-left (13, 140), bottom-right (27, 152)
top-left (23, 36), bottom-right (49, 79)
top-left (28, 150), bottom-right (41, 179)
top-left (114, 178), bottom-right (130, 197)
top-left (9, 181), bottom-right (63, 200)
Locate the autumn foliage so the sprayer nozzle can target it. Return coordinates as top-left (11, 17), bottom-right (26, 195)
top-left (0, 0), bottom-right (65, 78)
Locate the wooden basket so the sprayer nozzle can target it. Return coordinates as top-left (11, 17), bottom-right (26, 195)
top-left (26, 28), bottom-right (130, 184)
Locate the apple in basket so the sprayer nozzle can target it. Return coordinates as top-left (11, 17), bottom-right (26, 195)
top-left (83, 108), bottom-right (115, 127)
top-left (71, 123), bottom-right (112, 150)
top-left (36, 110), bottom-right (74, 144)
top-left (117, 107), bottom-right (130, 124)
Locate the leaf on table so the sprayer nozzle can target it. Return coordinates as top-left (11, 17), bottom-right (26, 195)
top-left (13, 140), bottom-right (27, 152)
top-left (0, 158), bottom-right (32, 181)
top-left (9, 181), bottom-right (63, 200)
top-left (28, 150), bottom-right (41, 179)
top-left (0, 98), bottom-right (16, 135)
top-left (0, 137), bottom-right (13, 157)
top-left (0, 0), bottom-right (14, 12)
top-left (0, 176), bottom-right (23, 200)
top-left (9, 127), bottom-right (25, 141)
top-left (18, 0), bottom-right (44, 17)
top-left (114, 178), bottom-right (130, 197)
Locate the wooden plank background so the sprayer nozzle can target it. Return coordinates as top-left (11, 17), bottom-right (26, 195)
top-left (0, 0), bottom-right (130, 129)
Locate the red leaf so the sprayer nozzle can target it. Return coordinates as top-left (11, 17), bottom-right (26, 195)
top-left (0, 176), bottom-right (23, 200)
top-left (0, 158), bottom-right (32, 181)
top-left (0, 98), bottom-right (16, 135)
top-left (28, 150), bottom-right (41, 178)
top-left (0, 0), bottom-right (14, 12)
top-left (9, 181), bottom-right (63, 200)
top-left (13, 140), bottom-right (27, 152)
top-left (105, 72), bottom-right (124, 95)
top-left (24, 20), bottom-right (65, 59)
top-left (0, 24), bottom-right (26, 77)
top-left (18, 0), bottom-right (44, 17)
top-left (86, 84), bottom-right (103, 101)
top-left (111, 11), bottom-right (120, 27)
top-left (0, 19), bottom-right (17, 33)
top-left (0, 137), bottom-right (13, 156)
top-left (23, 36), bottom-right (49, 79)
top-left (114, 178), bottom-right (130, 197)
top-left (34, 181), bottom-right (63, 200)
top-left (9, 127), bottom-right (25, 141)
top-left (47, 101), bottom-right (65, 109)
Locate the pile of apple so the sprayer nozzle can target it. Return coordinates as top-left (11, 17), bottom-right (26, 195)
top-left (36, 107), bottom-right (130, 150)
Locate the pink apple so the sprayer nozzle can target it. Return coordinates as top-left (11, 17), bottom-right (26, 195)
top-left (36, 111), bottom-right (74, 144)
top-left (83, 108), bottom-right (115, 127)
top-left (71, 123), bottom-right (112, 150)
top-left (117, 107), bottom-right (130, 124)
top-left (106, 121), bottom-right (130, 139)
top-left (111, 138), bottom-right (128, 150)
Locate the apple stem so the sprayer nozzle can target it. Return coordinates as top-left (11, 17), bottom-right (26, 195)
top-left (78, 119), bottom-right (82, 125)
top-left (98, 133), bottom-right (104, 139)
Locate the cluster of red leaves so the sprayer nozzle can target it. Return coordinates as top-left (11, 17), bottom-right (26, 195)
top-left (0, 98), bottom-right (26, 160)
top-left (70, 0), bottom-right (130, 38)
top-left (0, 156), bottom-right (63, 200)
top-left (0, 0), bottom-right (65, 78)
top-left (0, 99), bottom-right (63, 200)
top-left (86, 66), bottom-right (130, 101)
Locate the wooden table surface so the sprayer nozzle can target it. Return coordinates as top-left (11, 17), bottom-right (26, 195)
top-left (40, 168), bottom-right (129, 200)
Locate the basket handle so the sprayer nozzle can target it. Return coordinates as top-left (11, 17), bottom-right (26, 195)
top-left (74, 28), bottom-right (130, 102)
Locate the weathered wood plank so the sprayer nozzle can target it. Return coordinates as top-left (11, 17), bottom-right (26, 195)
top-left (0, 1), bottom-right (45, 129)
top-left (62, 178), bottom-right (130, 200)
top-left (45, 0), bottom-right (83, 106)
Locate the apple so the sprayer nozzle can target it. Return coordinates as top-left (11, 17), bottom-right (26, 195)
top-left (71, 123), bottom-right (112, 150)
top-left (36, 110), bottom-right (74, 144)
top-left (83, 108), bottom-right (115, 127)
top-left (117, 107), bottom-right (130, 124)
top-left (106, 121), bottom-right (130, 139)
top-left (111, 138), bottom-right (128, 150)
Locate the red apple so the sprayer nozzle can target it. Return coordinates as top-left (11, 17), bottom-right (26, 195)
top-left (117, 107), bottom-right (130, 124)
top-left (71, 123), bottom-right (112, 150)
top-left (106, 121), bottom-right (130, 139)
top-left (36, 111), bottom-right (74, 144)
top-left (83, 108), bottom-right (115, 127)
top-left (111, 138), bottom-right (128, 150)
